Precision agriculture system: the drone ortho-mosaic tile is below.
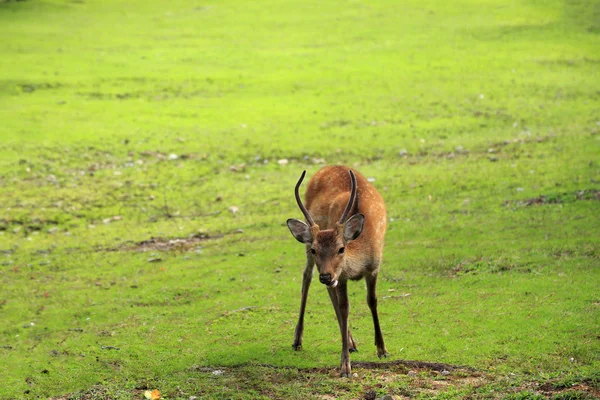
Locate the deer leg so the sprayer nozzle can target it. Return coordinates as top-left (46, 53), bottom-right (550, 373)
top-left (293, 252), bottom-right (314, 350)
top-left (336, 280), bottom-right (352, 377)
top-left (366, 272), bottom-right (388, 358)
top-left (327, 287), bottom-right (358, 352)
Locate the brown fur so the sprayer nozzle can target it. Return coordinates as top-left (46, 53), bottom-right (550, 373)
top-left (305, 165), bottom-right (386, 276)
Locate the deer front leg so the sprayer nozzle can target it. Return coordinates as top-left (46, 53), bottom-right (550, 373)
top-left (327, 286), bottom-right (358, 352)
top-left (293, 253), bottom-right (314, 350)
top-left (336, 280), bottom-right (352, 377)
top-left (366, 272), bottom-right (388, 358)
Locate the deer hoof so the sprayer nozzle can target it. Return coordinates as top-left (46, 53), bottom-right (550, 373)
top-left (292, 343), bottom-right (302, 351)
top-left (339, 359), bottom-right (352, 378)
top-left (377, 350), bottom-right (389, 358)
top-left (349, 347), bottom-right (358, 353)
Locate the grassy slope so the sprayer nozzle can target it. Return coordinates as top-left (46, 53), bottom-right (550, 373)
top-left (0, 0), bottom-right (599, 398)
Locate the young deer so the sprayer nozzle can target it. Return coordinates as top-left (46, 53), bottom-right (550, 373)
top-left (286, 166), bottom-right (388, 377)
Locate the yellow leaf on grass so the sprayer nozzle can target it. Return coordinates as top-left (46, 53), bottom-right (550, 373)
top-left (143, 389), bottom-right (161, 400)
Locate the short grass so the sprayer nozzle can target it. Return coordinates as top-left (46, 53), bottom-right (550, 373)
top-left (1, 0), bottom-right (599, 399)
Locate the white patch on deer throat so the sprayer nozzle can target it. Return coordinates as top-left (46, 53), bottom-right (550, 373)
top-left (329, 280), bottom-right (338, 288)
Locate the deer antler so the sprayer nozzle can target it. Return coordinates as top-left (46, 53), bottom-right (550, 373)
top-left (295, 170), bottom-right (315, 226)
top-left (339, 170), bottom-right (357, 224)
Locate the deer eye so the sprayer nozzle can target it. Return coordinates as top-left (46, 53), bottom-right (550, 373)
top-left (338, 247), bottom-right (345, 254)
top-left (310, 248), bottom-right (316, 255)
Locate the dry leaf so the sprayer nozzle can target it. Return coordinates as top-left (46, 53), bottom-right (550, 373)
top-left (144, 389), bottom-right (161, 400)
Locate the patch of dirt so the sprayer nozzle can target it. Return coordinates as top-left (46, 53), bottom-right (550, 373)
top-left (217, 359), bottom-right (476, 376)
top-left (187, 362), bottom-right (485, 399)
top-left (519, 195), bottom-right (563, 206)
top-left (49, 385), bottom-right (110, 400)
top-left (0, 217), bottom-right (62, 233)
top-left (48, 362), bottom-right (600, 400)
top-left (138, 150), bottom-right (203, 161)
top-left (576, 190), bottom-right (600, 201)
top-left (523, 381), bottom-right (600, 399)
top-left (506, 189), bottom-right (600, 208)
top-left (103, 232), bottom-right (222, 252)
top-left (130, 233), bottom-right (219, 252)
top-left (351, 359), bottom-right (474, 372)
top-left (396, 134), bottom-right (559, 164)
top-left (489, 134), bottom-right (556, 149)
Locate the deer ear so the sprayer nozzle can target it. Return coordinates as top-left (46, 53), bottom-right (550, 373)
top-left (343, 214), bottom-right (364, 242)
top-left (287, 219), bottom-right (312, 244)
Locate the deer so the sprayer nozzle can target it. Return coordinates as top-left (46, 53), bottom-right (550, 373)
top-left (286, 165), bottom-right (388, 377)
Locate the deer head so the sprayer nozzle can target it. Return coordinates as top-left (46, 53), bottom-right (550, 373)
top-left (287, 170), bottom-right (365, 288)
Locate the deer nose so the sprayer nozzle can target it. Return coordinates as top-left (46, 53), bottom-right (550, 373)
top-left (319, 273), bottom-right (332, 285)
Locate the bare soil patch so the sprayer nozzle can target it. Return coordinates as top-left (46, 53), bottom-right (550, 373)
top-left (506, 189), bottom-right (600, 208)
top-left (49, 361), bottom-right (600, 400)
top-left (101, 232), bottom-right (222, 253)
top-left (351, 359), bottom-right (475, 372)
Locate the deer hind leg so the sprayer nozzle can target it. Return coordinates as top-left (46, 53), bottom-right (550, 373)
top-left (293, 252), bottom-right (314, 350)
top-left (366, 271), bottom-right (388, 358)
top-left (327, 286), bottom-right (358, 352)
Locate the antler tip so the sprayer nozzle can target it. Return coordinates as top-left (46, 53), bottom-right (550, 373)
top-left (339, 168), bottom-right (358, 224)
top-left (294, 170), bottom-right (315, 226)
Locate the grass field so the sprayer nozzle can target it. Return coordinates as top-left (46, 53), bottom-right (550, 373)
top-left (1, 0), bottom-right (599, 398)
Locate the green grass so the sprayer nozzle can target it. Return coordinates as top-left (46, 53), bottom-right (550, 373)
top-left (1, 0), bottom-right (599, 398)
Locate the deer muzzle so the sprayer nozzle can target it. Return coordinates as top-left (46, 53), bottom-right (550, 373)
top-left (319, 273), bottom-right (338, 287)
